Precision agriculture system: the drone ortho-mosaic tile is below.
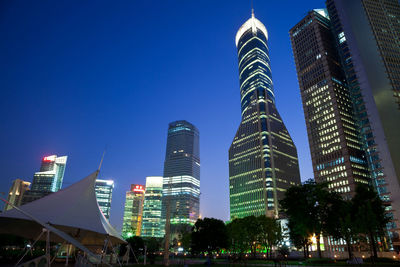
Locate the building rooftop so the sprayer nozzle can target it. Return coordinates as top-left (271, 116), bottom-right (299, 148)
top-left (235, 11), bottom-right (268, 47)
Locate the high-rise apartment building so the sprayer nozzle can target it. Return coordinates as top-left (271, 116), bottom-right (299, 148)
top-left (229, 11), bottom-right (301, 219)
top-left (4, 179), bottom-right (30, 211)
top-left (325, 0), bottom-right (400, 247)
top-left (122, 184), bottom-right (145, 238)
top-left (162, 120), bottom-right (200, 226)
top-left (22, 155), bottom-right (67, 204)
top-left (141, 176), bottom-right (163, 238)
top-left (289, 10), bottom-right (370, 200)
top-left (95, 179), bottom-right (114, 220)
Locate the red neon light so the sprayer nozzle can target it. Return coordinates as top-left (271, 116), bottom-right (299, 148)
top-left (43, 156), bottom-right (55, 162)
top-left (133, 188), bottom-right (144, 192)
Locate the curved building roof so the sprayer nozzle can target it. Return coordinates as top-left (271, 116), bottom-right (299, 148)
top-left (235, 12), bottom-right (268, 47)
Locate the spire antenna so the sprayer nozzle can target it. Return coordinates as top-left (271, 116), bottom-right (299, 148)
top-left (98, 149), bottom-right (106, 172)
top-left (251, 0), bottom-right (254, 17)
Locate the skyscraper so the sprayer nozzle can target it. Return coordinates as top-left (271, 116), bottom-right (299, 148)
top-left (289, 10), bottom-right (370, 199)
top-left (162, 120), bottom-right (200, 225)
top-left (325, 0), bottom-right (400, 247)
top-left (4, 179), bottom-right (30, 211)
top-left (229, 11), bottom-right (301, 219)
top-left (22, 155), bottom-right (67, 204)
top-left (95, 179), bottom-right (114, 220)
top-left (141, 176), bottom-right (163, 238)
top-left (122, 184), bottom-right (145, 238)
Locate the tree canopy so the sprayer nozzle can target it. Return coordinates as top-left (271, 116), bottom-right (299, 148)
top-left (281, 180), bottom-right (390, 259)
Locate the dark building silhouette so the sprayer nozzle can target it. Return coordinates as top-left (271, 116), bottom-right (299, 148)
top-left (229, 11), bottom-right (301, 219)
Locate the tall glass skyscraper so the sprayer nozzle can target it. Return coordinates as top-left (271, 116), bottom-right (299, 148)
top-left (324, 0), bottom-right (400, 248)
top-left (122, 184), bottom-right (145, 238)
top-left (162, 120), bottom-right (200, 225)
top-left (22, 155), bottom-right (68, 204)
top-left (290, 0), bottom-right (400, 250)
top-left (141, 176), bottom-right (164, 238)
top-left (229, 12), bottom-right (301, 219)
top-left (95, 179), bottom-right (114, 220)
top-left (289, 10), bottom-right (371, 199)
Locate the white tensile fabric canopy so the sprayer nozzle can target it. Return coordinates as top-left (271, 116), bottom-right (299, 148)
top-left (0, 171), bottom-right (125, 246)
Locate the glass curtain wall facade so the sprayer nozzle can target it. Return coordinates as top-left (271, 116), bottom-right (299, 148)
top-left (229, 12), bottom-right (301, 219)
top-left (289, 10), bottom-right (370, 201)
top-left (22, 155), bottom-right (68, 204)
top-left (95, 179), bottom-right (114, 219)
top-left (141, 176), bottom-right (164, 238)
top-left (4, 179), bottom-right (31, 211)
top-left (325, 0), bottom-right (400, 248)
top-left (122, 184), bottom-right (145, 238)
top-left (162, 120), bottom-right (200, 226)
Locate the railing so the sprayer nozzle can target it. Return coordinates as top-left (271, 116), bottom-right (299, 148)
top-left (17, 255), bottom-right (48, 267)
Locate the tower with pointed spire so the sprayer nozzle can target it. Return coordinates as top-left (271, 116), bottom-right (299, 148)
top-left (229, 11), bottom-right (301, 219)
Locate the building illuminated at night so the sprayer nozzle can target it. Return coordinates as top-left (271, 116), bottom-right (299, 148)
top-left (22, 155), bottom-right (67, 204)
top-left (95, 179), bottom-right (114, 220)
top-left (325, 0), bottom-right (400, 248)
top-left (122, 184), bottom-right (145, 238)
top-left (141, 176), bottom-right (164, 238)
top-left (289, 9), bottom-right (370, 199)
top-left (4, 179), bottom-right (30, 211)
top-left (229, 11), bottom-right (301, 219)
top-left (162, 120), bottom-right (200, 226)
top-left (290, 1), bottom-right (400, 250)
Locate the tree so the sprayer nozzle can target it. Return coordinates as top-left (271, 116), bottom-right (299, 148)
top-left (121, 236), bottom-right (145, 263)
top-left (242, 216), bottom-right (260, 258)
top-left (352, 184), bottom-right (389, 259)
top-left (227, 218), bottom-right (250, 258)
top-left (325, 197), bottom-right (357, 259)
top-left (310, 181), bottom-right (342, 258)
top-left (191, 218), bottom-right (228, 256)
top-left (226, 216), bottom-right (283, 259)
top-left (181, 231), bottom-right (192, 252)
top-left (280, 182), bottom-right (313, 258)
top-left (280, 179), bottom-right (339, 258)
top-left (143, 237), bottom-right (162, 264)
top-left (287, 218), bottom-right (311, 258)
top-left (257, 216), bottom-right (282, 259)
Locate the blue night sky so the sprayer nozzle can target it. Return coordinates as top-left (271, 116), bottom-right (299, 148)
top-left (0, 0), bottom-right (324, 231)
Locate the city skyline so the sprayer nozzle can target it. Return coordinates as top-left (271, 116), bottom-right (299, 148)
top-left (1, 0), bottom-right (326, 231)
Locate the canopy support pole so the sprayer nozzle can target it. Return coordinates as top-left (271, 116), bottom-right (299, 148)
top-left (14, 229), bottom-right (45, 267)
top-left (46, 229), bottom-right (50, 267)
top-left (65, 243), bottom-right (70, 266)
top-left (101, 236), bottom-right (109, 264)
top-left (130, 244), bottom-right (139, 264)
top-left (108, 237), bottom-right (122, 267)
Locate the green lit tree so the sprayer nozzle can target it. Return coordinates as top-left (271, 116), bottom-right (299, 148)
top-left (257, 215), bottom-right (282, 259)
top-left (191, 217), bottom-right (228, 256)
top-left (227, 218), bottom-right (250, 258)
